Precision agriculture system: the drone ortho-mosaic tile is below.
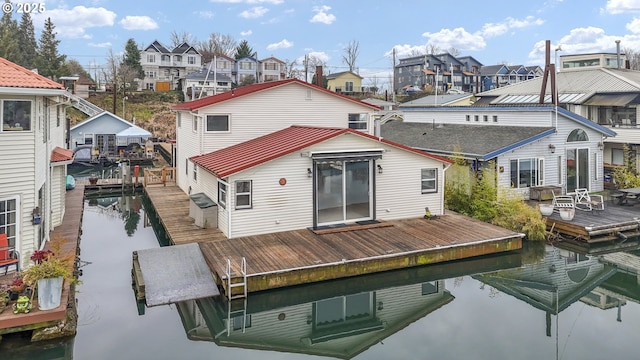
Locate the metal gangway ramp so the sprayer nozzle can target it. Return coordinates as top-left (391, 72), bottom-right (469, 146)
top-left (132, 243), bottom-right (220, 306)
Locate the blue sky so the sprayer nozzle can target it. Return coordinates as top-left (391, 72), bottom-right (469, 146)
top-left (12, 0), bottom-right (640, 91)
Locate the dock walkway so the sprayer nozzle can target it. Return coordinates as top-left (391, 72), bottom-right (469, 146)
top-left (144, 184), bottom-right (523, 297)
top-left (0, 185), bottom-right (84, 340)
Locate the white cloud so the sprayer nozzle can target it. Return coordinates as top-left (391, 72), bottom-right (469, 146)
top-left (604, 0), bottom-right (640, 14)
top-left (88, 42), bottom-right (112, 48)
top-left (240, 30), bottom-right (253, 36)
top-left (385, 44), bottom-right (428, 58)
top-left (267, 39), bottom-right (293, 51)
top-left (480, 16), bottom-right (544, 38)
top-left (627, 17), bottom-right (640, 32)
top-left (195, 10), bottom-right (215, 19)
top-left (422, 27), bottom-right (487, 51)
top-left (32, 6), bottom-right (116, 39)
top-left (310, 5), bottom-right (336, 24)
top-left (120, 16), bottom-right (159, 30)
top-left (240, 6), bottom-right (269, 18)
top-left (211, 0), bottom-right (283, 3)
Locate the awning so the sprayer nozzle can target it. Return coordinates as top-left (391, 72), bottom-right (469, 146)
top-left (583, 94), bottom-right (638, 106)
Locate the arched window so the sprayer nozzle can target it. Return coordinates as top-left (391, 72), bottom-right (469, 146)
top-left (567, 129), bottom-right (589, 142)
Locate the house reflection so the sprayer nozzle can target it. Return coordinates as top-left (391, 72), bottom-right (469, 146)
top-left (474, 245), bottom-right (640, 335)
top-left (174, 252), bottom-right (522, 359)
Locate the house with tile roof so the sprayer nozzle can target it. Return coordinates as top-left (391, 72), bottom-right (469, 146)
top-left (381, 105), bottom-right (615, 198)
top-left (189, 125), bottom-right (451, 238)
top-left (171, 78), bottom-right (382, 194)
top-left (0, 57), bottom-right (72, 270)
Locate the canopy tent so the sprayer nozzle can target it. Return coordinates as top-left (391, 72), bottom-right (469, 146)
top-left (116, 125), bottom-right (152, 146)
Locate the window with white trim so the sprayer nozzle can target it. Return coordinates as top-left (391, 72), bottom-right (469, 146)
top-left (0, 197), bottom-right (18, 247)
top-left (188, 56), bottom-right (196, 65)
top-left (421, 168), bottom-right (438, 193)
top-left (177, 112), bottom-right (181, 128)
top-left (2, 100), bottom-right (31, 131)
top-left (193, 164), bottom-right (197, 182)
top-left (510, 158), bottom-right (544, 188)
top-left (235, 180), bottom-right (252, 209)
top-left (147, 54), bottom-right (156, 63)
top-left (206, 115), bottom-right (230, 132)
top-left (192, 115), bottom-right (198, 132)
top-left (218, 182), bottom-right (227, 209)
top-left (185, 159), bottom-right (189, 175)
top-left (348, 113), bottom-right (367, 130)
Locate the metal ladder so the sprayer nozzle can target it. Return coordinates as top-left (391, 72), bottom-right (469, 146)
top-left (225, 257), bottom-right (247, 300)
top-left (226, 297), bottom-right (248, 335)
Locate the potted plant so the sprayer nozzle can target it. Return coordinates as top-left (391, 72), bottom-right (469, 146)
top-left (88, 172), bottom-right (99, 185)
top-left (23, 241), bottom-right (73, 311)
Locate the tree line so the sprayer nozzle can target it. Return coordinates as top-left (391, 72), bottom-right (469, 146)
top-left (0, 12), bottom-right (69, 79)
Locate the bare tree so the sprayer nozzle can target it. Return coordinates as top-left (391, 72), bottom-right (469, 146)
top-left (368, 75), bottom-right (380, 95)
top-left (447, 47), bottom-right (460, 57)
top-left (198, 33), bottom-right (238, 63)
top-left (623, 47), bottom-right (640, 70)
top-left (426, 44), bottom-right (441, 55)
top-left (169, 30), bottom-right (197, 49)
top-left (283, 58), bottom-right (302, 79)
top-left (303, 54), bottom-right (327, 83)
top-left (342, 39), bottom-right (360, 73)
top-left (103, 49), bottom-right (120, 113)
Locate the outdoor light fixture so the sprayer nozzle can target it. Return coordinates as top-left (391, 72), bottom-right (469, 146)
top-left (307, 168), bottom-right (312, 177)
top-left (598, 142), bottom-right (604, 150)
top-left (548, 144), bottom-right (556, 153)
top-left (377, 164), bottom-right (383, 174)
top-left (377, 301), bottom-right (384, 311)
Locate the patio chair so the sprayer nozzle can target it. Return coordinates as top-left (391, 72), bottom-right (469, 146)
top-left (551, 191), bottom-right (575, 212)
top-left (574, 188), bottom-right (604, 211)
top-left (0, 233), bottom-right (20, 275)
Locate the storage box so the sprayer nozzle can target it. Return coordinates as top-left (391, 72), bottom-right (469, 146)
top-left (529, 186), bottom-right (563, 201)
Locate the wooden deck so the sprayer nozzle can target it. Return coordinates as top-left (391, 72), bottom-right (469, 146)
top-left (144, 184), bottom-right (523, 297)
top-left (543, 200), bottom-right (640, 243)
top-left (0, 185), bottom-right (84, 340)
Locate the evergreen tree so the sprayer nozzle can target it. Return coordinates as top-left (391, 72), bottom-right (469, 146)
top-left (17, 12), bottom-right (37, 68)
top-left (0, 12), bottom-right (19, 62)
top-left (36, 17), bottom-right (67, 79)
top-left (234, 40), bottom-right (254, 59)
top-left (123, 38), bottom-right (144, 78)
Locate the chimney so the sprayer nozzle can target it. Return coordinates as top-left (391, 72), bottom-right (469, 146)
top-left (316, 66), bottom-right (323, 87)
top-left (616, 40), bottom-right (621, 69)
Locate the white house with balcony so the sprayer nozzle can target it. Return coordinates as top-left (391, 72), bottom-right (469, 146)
top-left (0, 57), bottom-right (72, 270)
top-left (140, 40), bottom-right (202, 91)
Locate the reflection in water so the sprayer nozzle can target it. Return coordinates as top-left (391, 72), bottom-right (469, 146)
top-left (173, 253), bottom-right (522, 359)
top-left (86, 194), bottom-right (142, 236)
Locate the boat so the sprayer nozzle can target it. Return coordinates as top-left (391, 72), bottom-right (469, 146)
top-left (66, 175), bottom-right (76, 190)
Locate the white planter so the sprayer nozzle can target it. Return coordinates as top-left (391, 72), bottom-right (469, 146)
top-left (559, 208), bottom-right (575, 221)
top-left (37, 276), bottom-right (63, 311)
top-left (539, 204), bottom-right (554, 216)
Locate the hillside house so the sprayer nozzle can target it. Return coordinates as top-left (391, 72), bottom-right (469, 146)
top-left (326, 71), bottom-right (364, 95)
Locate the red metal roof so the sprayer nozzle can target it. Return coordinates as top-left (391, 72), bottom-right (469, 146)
top-left (172, 78), bottom-right (380, 111)
top-left (191, 126), bottom-right (452, 178)
top-left (51, 147), bottom-right (73, 162)
top-left (0, 57), bottom-right (65, 89)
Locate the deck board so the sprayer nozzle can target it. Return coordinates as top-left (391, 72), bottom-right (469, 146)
top-left (144, 184), bottom-right (523, 295)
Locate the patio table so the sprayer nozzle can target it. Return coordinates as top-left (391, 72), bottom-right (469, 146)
top-left (614, 187), bottom-right (640, 205)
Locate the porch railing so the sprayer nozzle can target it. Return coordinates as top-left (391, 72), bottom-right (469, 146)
top-left (143, 167), bottom-right (176, 187)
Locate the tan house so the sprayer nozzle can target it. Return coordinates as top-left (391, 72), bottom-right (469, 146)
top-left (326, 71), bottom-right (365, 95)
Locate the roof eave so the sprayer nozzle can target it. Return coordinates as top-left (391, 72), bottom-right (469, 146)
top-left (0, 87), bottom-right (66, 95)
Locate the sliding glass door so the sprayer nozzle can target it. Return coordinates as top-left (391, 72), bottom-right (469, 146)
top-left (316, 159), bottom-right (372, 226)
top-left (566, 148), bottom-right (589, 193)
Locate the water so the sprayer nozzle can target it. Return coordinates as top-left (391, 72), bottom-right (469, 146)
top-left (7, 194), bottom-right (640, 359)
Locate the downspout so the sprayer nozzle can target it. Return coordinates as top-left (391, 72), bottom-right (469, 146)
top-left (441, 162), bottom-right (452, 215)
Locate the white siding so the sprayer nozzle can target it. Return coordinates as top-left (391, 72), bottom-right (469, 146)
top-left (50, 166), bottom-right (65, 227)
top-left (205, 133), bottom-right (447, 238)
top-left (176, 111), bottom-right (202, 193)
top-left (404, 108), bottom-right (554, 127)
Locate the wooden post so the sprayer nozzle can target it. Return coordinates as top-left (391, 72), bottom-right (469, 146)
top-left (161, 167), bottom-right (167, 186)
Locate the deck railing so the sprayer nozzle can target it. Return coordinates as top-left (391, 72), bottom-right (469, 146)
top-left (144, 167), bottom-right (176, 187)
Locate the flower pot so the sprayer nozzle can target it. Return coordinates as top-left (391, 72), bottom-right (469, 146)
top-left (559, 208), bottom-right (575, 221)
top-left (539, 204), bottom-right (554, 216)
top-left (37, 276), bottom-right (63, 311)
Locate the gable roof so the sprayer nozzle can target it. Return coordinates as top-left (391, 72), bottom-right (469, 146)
top-left (144, 40), bottom-right (170, 53)
top-left (260, 56), bottom-right (285, 64)
top-left (0, 57), bottom-right (65, 90)
top-left (326, 71), bottom-right (363, 80)
top-left (191, 125), bottom-right (451, 178)
top-left (172, 78), bottom-right (381, 111)
top-left (70, 111), bottom-right (140, 131)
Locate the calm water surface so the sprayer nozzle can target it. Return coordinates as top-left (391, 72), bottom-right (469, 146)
top-left (11, 194), bottom-right (640, 359)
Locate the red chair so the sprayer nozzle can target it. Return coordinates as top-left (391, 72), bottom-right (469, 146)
top-left (0, 233), bottom-right (20, 274)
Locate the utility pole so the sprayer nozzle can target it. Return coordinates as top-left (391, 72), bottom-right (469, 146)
top-left (392, 48), bottom-right (396, 102)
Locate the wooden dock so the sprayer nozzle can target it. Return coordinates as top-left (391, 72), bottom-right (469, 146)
top-left (0, 185), bottom-right (84, 341)
top-left (144, 184), bottom-right (523, 297)
top-left (544, 201), bottom-right (640, 243)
